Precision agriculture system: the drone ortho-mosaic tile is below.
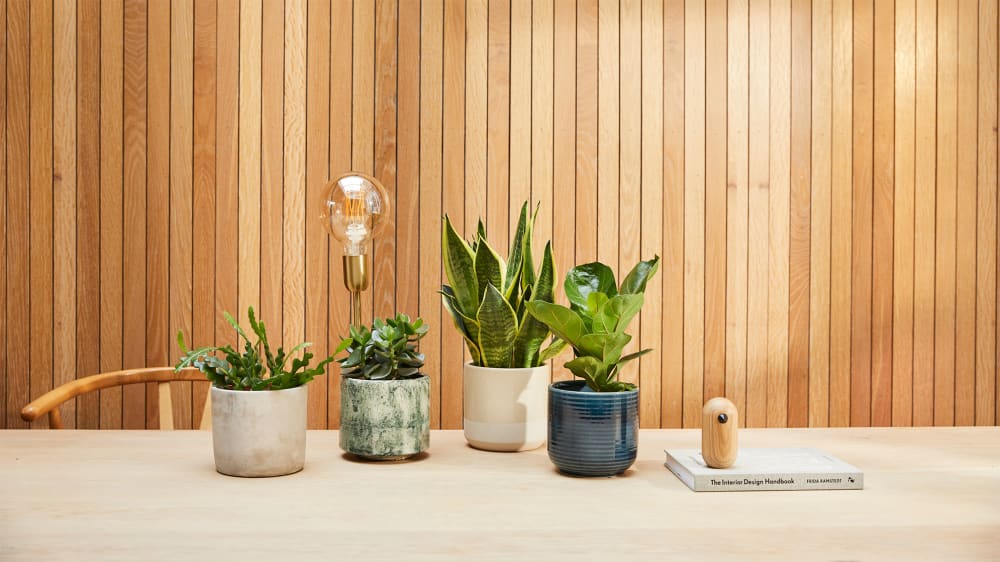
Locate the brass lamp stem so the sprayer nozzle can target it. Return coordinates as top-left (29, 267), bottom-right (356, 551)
top-left (343, 254), bottom-right (369, 328)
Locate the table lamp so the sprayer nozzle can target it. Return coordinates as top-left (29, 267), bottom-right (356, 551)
top-left (320, 172), bottom-right (391, 328)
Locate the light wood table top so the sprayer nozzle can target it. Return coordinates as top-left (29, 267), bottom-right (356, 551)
top-left (2, 428), bottom-right (999, 561)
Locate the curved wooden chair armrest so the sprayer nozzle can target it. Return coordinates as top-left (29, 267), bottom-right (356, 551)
top-left (21, 367), bottom-right (207, 429)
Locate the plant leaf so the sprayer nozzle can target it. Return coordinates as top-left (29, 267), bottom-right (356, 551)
top-left (537, 338), bottom-right (568, 363)
top-left (512, 242), bottom-right (555, 367)
top-left (474, 234), bottom-right (505, 299)
top-left (619, 255), bottom-right (661, 295)
top-left (563, 356), bottom-right (607, 391)
top-left (526, 301), bottom-right (585, 349)
top-left (475, 284), bottom-right (518, 368)
top-left (593, 294), bottom-right (645, 335)
top-left (564, 262), bottom-right (618, 314)
top-left (442, 214), bottom-right (479, 314)
top-left (504, 202), bottom-right (530, 296)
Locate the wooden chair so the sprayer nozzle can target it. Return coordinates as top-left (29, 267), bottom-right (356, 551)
top-left (21, 367), bottom-right (212, 430)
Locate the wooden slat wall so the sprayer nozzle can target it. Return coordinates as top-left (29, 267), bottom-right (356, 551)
top-left (3, 0), bottom-right (999, 429)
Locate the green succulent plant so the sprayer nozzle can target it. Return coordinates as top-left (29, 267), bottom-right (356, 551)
top-left (441, 202), bottom-right (565, 368)
top-left (527, 256), bottom-right (660, 392)
top-left (175, 307), bottom-right (334, 391)
top-left (334, 314), bottom-right (428, 380)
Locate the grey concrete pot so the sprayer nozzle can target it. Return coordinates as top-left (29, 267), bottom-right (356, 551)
top-left (210, 385), bottom-right (308, 477)
top-left (340, 375), bottom-right (430, 460)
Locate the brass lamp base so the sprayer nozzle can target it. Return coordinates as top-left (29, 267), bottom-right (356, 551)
top-left (343, 255), bottom-right (369, 327)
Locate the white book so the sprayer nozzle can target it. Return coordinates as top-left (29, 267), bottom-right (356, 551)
top-left (664, 448), bottom-right (864, 492)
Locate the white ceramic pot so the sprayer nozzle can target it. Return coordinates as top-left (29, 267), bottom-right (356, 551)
top-left (210, 385), bottom-right (308, 477)
top-left (463, 362), bottom-right (549, 452)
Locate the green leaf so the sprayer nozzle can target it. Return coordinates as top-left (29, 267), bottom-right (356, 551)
top-left (504, 202), bottom-right (530, 295)
top-left (442, 287), bottom-right (481, 358)
top-left (564, 262), bottom-right (618, 314)
top-left (475, 284), bottom-right (518, 368)
top-left (511, 242), bottom-right (555, 367)
top-left (520, 203), bottom-right (540, 292)
top-left (538, 338), bottom-right (568, 363)
top-left (620, 255), bottom-right (661, 295)
top-left (563, 356), bottom-right (607, 391)
top-left (474, 234), bottom-right (505, 299)
top-left (526, 301), bottom-right (585, 349)
top-left (442, 214), bottom-right (479, 314)
top-left (586, 292), bottom-right (609, 318)
top-left (618, 348), bottom-right (653, 367)
top-left (224, 310), bottom-right (254, 346)
top-left (593, 294), bottom-right (645, 335)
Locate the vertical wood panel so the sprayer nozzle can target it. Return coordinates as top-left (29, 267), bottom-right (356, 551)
top-left (954, 0), bottom-right (977, 426)
top-left (746, 0), bottom-right (768, 428)
top-left (852, 0), bottom-right (874, 427)
top-left (487, 0), bottom-right (509, 245)
top-left (829, 0), bottom-right (852, 427)
top-left (704, 0), bottom-right (727, 404)
top-left (788, 0), bottom-right (811, 428)
top-left (809, 0), bottom-right (831, 428)
top-left (767, 0), bottom-right (791, 428)
top-left (466, 0), bottom-right (487, 242)
top-left (597, 0), bottom-right (619, 272)
top-left (76, 0), bottom-right (101, 429)
top-left (639, 0), bottom-right (663, 426)
top-left (191, 0), bottom-right (216, 430)
top-left (6, 0), bottom-right (29, 428)
top-left (169, 0), bottom-right (194, 429)
top-left (532, 0), bottom-right (554, 289)
top-left (912, 0), bottom-right (936, 426)
top-left (214, 0), bottom-right (239, 423)
top-left (282, 0), bottom-right (307, 381)
top-left (978, 0), bottom-right (998, 426)
top-left (0, 0), bottom-right (5, 428)
top-left (373, 0), bottom-right (397, 320)
top-left (871, 0), bottom-right (894, 427)
top-left (934, 0), bottom-right (957, 426)
top-left (509, 0), bottom-right (530, 227)
top-left (99, 0), bottom-right (122, 429)
top-left (52, 0), bottom-right (77, 428)
top-left (442, 0), bottom-right (465, 428)
top-left (237, 0), bottom-right (261, 336)
top-left (893, 0), bottom-right (916, 427)
top-left (122, 0), bottom-right (147, 428)
top-left (305, 0), bottom-right (329, 429)
top-left (576, 0), bottom-right (597, 266)
top-left (396, 0), bottom-right (419, 346)
top-left (619, 0), bottom-right (640, 388)
top-left (726, 0), bottom-right (749, 421)
top-left (260, 0), bottom-right (283, 340)
top-left (420, 0), bottom-right (444, 428)
top-left (662, 0), bottom-right (684, 428)
top-left (683, 0), bottom-right (705, 428)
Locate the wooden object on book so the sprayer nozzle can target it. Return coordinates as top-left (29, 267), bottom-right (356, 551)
top-left (702, 397), bottom-right (738, 468)
top-left (19, 367), bottom-right (211, 430)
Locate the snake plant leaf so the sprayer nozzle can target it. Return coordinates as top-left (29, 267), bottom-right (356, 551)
top-left (442, 214), bottom-right (479, 314)
top-left (620, 255), bottom-right (661, 295)
top-left (512, 240), bottom-right (556, 366)
top-left (538, 338), bottom-right (568, 363)
top-left (504, 202), bottom-right (530, 297)
top-left (564, 262), bottom-right (618, 314)
top-left (474, 234), bottom-right (505, 299)
top-left (526, 301), bottom-right (585, 349)
top-left (441, 287), bottom-right (481, 356)
top-left (520, 203), bottom-right (541, 292)
top-left (593, 294), bottom-right (645, 335)
top-left (476, 284), bottom-right (519, 367)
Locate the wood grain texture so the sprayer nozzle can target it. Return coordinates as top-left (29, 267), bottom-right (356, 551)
top-left (76, 0), bottom-right (101, 429)
top-left (978, 0), bottom-right (998, 427)
top-left (52, 0), bottom-right (76, 428)
top-left (809, 0), bottom-right (831, 428)
top-left (894, 0), bottom-right (916, 427)
top-left (123, 0), bottom-right (147, 428)
top-left (851, 0), bottom-right (874, 427)
top-left (871, 0), bottom-right (894, 427)
top-left (2, 0), bottom-right (997, 429)
top-left (99, 0), bottom-right (122, 429)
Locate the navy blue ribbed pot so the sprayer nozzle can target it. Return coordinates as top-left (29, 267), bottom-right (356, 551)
top-left (547, 380), bottom-right (639, 477)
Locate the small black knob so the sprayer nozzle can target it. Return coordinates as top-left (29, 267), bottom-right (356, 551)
top-left (717, 413), bottom-right (728, 424)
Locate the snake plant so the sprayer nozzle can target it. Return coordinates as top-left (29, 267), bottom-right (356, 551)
top-left (527, 256), bottom-right (660, 392)
top-left (441, 202), bottom-right (565, 368)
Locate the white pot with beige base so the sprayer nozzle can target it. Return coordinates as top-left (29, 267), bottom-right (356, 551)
top-left (463, 362), bottom-right (549, 452)
top-left (210, 385), bottom-right (308, 477)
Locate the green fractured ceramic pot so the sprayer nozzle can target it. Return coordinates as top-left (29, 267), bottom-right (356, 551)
top-left (340, 375), bottom-right (430, 460)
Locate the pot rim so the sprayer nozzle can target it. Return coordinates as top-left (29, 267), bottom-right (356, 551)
top-left (549, 379), bottom-right (640, 396)
top-left (341, 373), bottom-right (430, 383)
top-left (209, 384), bottom-right (308, 395)
top-left (463, 361), bottom-right (551, 372)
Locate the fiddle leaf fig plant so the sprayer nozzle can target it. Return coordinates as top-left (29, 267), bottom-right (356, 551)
top-left (441, 201), bottom-right (565, 368)
top-left (334, 314), bottom-right (428, 380)
top-left (175, 307), bottom-right (334, 391)
top-left (527, 256), bottom-right (660, 392)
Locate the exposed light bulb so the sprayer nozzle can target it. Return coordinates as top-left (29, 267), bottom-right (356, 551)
top-left (320, 173), bottom-right (391, 256)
